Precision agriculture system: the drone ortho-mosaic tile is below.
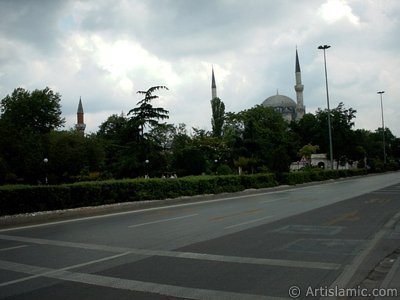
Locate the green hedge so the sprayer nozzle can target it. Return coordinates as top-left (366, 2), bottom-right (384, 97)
top-left (280, 168), bottom-right (367, 185)
top-left (0, 170), bottom-right (369, 216)
top-left (0, 173), bottom-right (277, 216)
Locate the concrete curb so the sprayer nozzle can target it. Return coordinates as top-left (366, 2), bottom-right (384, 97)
top-left (375, 258), bottom-right (400, 299)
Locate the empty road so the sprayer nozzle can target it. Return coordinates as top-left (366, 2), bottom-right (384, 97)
top-left (1, 172), bottom-right (400, 299)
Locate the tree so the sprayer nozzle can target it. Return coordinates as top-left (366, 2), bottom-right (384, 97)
top-left (0, 87), bottom-right (65, 183)
top-left (298, 144), bottom-right (319, 162)
top-left (0, 87), bottom-right (65, 134)
top-left (97, 114), bottom-right (140, 178)
top-left (315, 102), bottom-right (357, 163)
top-left (224, 105), bottom-right (293, 173)
top-left (128, 86), bottom-right (169, 137)
top-left (211, 97), bottom-right (225, 138)
top-left (290, 113), bottom-right (321, 147)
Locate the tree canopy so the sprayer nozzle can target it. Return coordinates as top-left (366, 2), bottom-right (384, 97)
top-left (211, 97), bottom-right (225, 138)
top-left (1, 87), bottom-right (64, 134)
top-left (128, 86), bottom-right (169, 137)
top-left (0, 86), bottom-right (399, 184)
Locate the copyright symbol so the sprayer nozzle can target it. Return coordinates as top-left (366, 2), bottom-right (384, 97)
top-left (288, 286), bottom-right (301, 298)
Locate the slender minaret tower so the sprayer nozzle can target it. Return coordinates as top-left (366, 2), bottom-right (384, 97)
top-left (294, 49), bottom-right (305, 120)
top-left (76, 97), bottom-right (86, 135)
top-left (211, 66), bottom-right (217, 100)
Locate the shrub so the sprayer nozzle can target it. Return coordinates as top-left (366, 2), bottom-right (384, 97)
top-left (0, 174), bottom-right (277, 216)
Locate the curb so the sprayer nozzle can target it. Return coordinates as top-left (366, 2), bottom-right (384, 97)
top-left (375, 258), bottom-right (400, 299)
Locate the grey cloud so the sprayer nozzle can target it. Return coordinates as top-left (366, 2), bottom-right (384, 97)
top-left (0, 0), bottom-right (69, 55)
top-left (0, 0), bottom-right (399, 135)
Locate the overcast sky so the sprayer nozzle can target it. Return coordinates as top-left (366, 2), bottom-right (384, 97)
top-left (1, 0), bottom-right (399, 136)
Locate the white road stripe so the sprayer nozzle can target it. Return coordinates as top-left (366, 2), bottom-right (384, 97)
top-left (0, 234), bottom-right (340, 270)
top-left (0, 259), bottom-right (291, 300)
top-left (0, 245), bottom-right (28, 251)
top-left (258, 198), bottom-right (285, 204)
top-left (0, 252), bottom-right (131, 287)
top-left (224, 215), bottom-right (274, 229)
top-left (128, 213), bottom-right (198, 228)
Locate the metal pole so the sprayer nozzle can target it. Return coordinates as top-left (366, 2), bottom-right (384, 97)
top-left (377, 91), bottom-right (386, 164)
top-left (318, 45), bottom-right (334, 169)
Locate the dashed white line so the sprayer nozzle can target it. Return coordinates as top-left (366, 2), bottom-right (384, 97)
top-left (128, 213), bottom-right (198, 228)
top-left (258, 198), bottom-right (285, 204)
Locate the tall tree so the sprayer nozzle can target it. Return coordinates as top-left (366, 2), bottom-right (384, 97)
top-left (128, 86), bottom-right (169, 137)
top-left (211, 97), bottom-right (225, 138)
top-left (0, 87), bottom-right (64, 134)
top-left (315, 102), bottom-right (357, 162)
top-left (0, 87), bottom-right (65, 183)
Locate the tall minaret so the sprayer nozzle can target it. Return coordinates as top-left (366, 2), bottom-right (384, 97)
top-left (294, 48), bottom-right (305, 120)
top-left (211, 66), bottom-right (217, 100)
top-left (76, 97), bottom-right (86, 135)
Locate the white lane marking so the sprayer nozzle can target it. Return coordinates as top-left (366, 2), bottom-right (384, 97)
top-left (0, 252), bottom-right (131, 287)
top-left (224, 215), bottom-right (274, 229)
top-left (0, 245), bottom-right (28, 252)
top-left (0, 259), bottom-right (290, 300)
top-left (128, 213), bottom-right (198, 228)
top-left (258, 198), bottom-right (285, 204)
top-left (0, 234), bottom-right (340, 270)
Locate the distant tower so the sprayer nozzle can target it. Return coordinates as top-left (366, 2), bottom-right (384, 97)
top-left (211, 66), bottom-right (217, 100)
top-left (294, 48), bottom-right (305, 120)
top-left (76, 97), bottom-right (86, 135)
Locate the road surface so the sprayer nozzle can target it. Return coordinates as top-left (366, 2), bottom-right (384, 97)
top-left (1, 172), bottom-right (400, 299)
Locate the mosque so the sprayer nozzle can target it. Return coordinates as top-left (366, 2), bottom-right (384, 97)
top-left (212, 49), bottom-right (305, 122)
top-left (77, 49), bottom-right (305, 135)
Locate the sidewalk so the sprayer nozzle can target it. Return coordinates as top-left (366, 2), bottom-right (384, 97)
top-left (375, 257), bottom-right (400, 299)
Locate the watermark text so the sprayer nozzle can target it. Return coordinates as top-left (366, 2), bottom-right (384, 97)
top-left (288, 285), bottom-right (398, 298)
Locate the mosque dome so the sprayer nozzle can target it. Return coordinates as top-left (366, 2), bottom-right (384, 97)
top-left (262, 93), bottom-right (296, 108)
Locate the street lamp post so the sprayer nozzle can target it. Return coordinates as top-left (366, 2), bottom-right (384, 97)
top-left (144, 159), bottom-right (149, 178)
top-left (318, 45), bottom-right (334, 170)
top-left (43, 158), bottom-right (48, 184)
top-left (377, 91), bottom-right (386, 164)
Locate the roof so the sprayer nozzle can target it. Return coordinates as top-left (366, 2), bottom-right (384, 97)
top-left (262, 93), bottom-right (296, 108)
top-left (77, 97), bottom-right (84, 114)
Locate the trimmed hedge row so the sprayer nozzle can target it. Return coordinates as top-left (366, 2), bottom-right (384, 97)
top-left (279, 168), bottom-right (368, 185)
top-left (0, 174), bottom-right (277, 216)
top-left (0, 169), bottom-right (369, 216)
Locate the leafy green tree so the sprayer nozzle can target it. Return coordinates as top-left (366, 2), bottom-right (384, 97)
top-left (97, 114), bottom-right (140, 178)
top-left (1, 87), bottom-right (64, 134)
top-left (289, 113), bottom-right (321, 147)
top-left (211, 97), bottom-right (225, 138)
top-left (298, 144), bottom-right (319, 162)
top-left (128, 86), bottom-right (169, 138)
top-left (223, 105), bottom-right (293, 173)
top-left (0, 87), bottom-right (65, 183)
top-left (315, 102), bottom-right (357, 160)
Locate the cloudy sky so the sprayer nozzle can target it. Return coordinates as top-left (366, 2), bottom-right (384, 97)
top-left (1, 0), bottom-right (399, 136)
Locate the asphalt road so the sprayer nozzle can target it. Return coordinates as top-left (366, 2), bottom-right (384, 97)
top-left (1, 172), bottom-right (400, 299)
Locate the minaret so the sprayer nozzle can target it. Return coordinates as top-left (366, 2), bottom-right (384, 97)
top-left (211, 66), bottom-right (217, 100)
top-left (294, 48), bottom-right (305, 120)
top-left (76, 97), bottom-right (86, 135)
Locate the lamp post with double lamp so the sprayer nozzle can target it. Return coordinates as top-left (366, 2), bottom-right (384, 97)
top-left (144, 159), bottom-right (149, 178)
top-left (377, 91), bottom-right (386, 164)
top-left (318, 45), bottom-right (334, 170)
